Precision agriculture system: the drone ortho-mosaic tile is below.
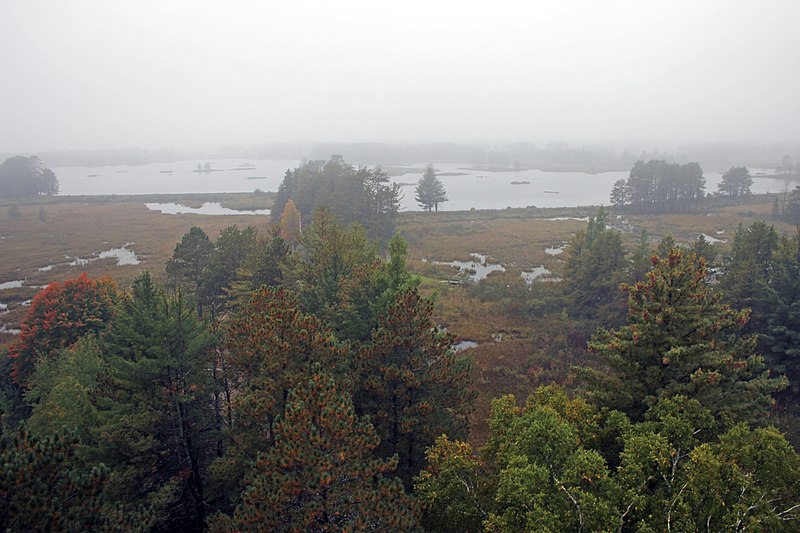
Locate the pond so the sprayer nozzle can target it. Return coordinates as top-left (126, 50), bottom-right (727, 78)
top-left (145, 202), bottom-right (271, 216)
top-left (428, 253), bottom-right (506, 282)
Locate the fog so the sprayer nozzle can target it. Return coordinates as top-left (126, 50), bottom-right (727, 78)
top-left (1, 0), bottom-right (799, 153)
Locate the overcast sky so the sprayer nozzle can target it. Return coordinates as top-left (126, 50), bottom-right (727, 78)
top-left (1, 0), bottom-right (798, 152)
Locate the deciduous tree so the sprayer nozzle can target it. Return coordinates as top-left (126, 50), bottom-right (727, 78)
top-left (8, 273), bottom-right (118, 388)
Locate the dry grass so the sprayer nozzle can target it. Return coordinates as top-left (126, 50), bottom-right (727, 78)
top-left (0, 195), bottom-right (274, 341)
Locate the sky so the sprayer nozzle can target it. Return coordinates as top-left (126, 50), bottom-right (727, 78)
top-left (1, 0), bottom-right (799, 152)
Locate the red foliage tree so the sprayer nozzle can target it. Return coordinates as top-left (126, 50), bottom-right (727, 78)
top-left (8, 273), bottom-right (118, 387)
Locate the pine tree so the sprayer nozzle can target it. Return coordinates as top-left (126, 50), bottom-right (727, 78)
top-left (719, 221), bottom-right (779, 333)
top-left (201, 225), bottom-right (257, 317)
top-left (0, 428), bottom-right (116, 531)
top-left (218, 287), bottom-right (345, 491)
top-left (166, 226), bottom-right (213, 315)
top-left (587, 247), bottom-right (786, 424)
top-left (356, 288), bottom-right (474, 487)
top-left (209, 370), bottom-right (420, 532)
top-left (563, 206), bottom-right (627, 322)
top-left (93, 272), bottom-right (214, 531)
top-left (760, 230), bottom-right (800, 399)
top-left (414, 165), bottom-right (448, 212)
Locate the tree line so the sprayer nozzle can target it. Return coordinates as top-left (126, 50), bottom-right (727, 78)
top-left (0, 156), bottom-right (59, 198)
top-left (271, 156), bottom-right (401, 243)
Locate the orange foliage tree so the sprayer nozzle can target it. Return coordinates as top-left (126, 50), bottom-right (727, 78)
top-left (8, 273), bottom-right (118, 387)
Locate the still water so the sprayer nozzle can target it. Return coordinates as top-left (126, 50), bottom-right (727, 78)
top-left (53, 159), bottom-right (788, 212)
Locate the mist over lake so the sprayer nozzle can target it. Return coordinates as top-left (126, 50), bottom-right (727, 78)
top-left (52, 159), bottom-right (787, 211)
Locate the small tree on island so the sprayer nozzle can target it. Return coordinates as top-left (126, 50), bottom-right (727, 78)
top-left (415, 165), bottom-right (448, 211)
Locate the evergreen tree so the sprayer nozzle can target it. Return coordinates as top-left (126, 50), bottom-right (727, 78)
top-left (272, 158), bottom-right (400, 242)
top-left (166, 226), bottom-right (213, 314)
top-left (335, 233), bottom-right (419, 342)
top-left (233, 227), bottom-right (290, 294)
top-left (717, 166), bottom-right (753, 197)
top-left (563, 206), bottom-right (627, 322)
top-left (0, 155), bottom-right (59, 197)
top-left (0, 427), bottom-right (130, 531)
top-left (288, 208), bottom-right (378, 331)
top-left (760, 230), bottom-right (800, 399)
top-left (201, 225), bottom-right (257, 317)
top-left (719, 221), bottom-right (779, 334)
top-left (356, 288), bottom-right (474, 487)
top-left (209, 370), bottom-right (420, 532)
top-left (414, 165), bottom-right (448, 212)
top-left (609, 179), bottom-right (628, 209)
top-left (93, 272), bottom-right (215, 531)
top-left (217, 287), bottom-right (345, 496)
top-left (586, 247), bottom-right (786, 424)
top-left (628, 230), bottom-right (652, 284)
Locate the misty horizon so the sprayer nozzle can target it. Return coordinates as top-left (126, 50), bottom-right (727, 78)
top-left (2, 0), bottom-right (799, 154)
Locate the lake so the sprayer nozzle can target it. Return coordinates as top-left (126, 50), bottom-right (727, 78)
top-left (52, 159), bottom-right (789, 211)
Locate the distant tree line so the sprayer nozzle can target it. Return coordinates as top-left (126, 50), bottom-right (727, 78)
top-left (610, 159), bottom-right (705, 213)
top-left (0, 156), bottom-right (59, 198)
top-left (271, 155), bottom-right (401, 243)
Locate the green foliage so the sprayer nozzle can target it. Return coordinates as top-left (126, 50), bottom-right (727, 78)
top-left (617, 399), bottom-right (800, 531)
top-left (717, 166), bottom-right (753, 197)
top-left (719, 220), bottom-right (779, 332)
top-left (166, 225), bottom-right (213, 311)
top-left (201, 224), bottom-right (257, 317)
top-left (760, 229), bottom-right (800, 399)
top-left (587, 247), bottom-right (786, 424)
top-left (272, 156), bottom-right (401, 242)
top-left (26, 336), bottom-right (103, 442)
top-left (563, 206), bottom-right (627, 322)
top-left (415, 435), bottom-right (489, 532)
top-left (415, 165), bottom-right (448, 212)
top-left (483, 390), bottom-right (618, 532)
top-left (0, 155), bottom-right (59, 197)
top-left (218, 287), bottom-right (345, 494)
top-left (231, 227), bottom-right (290, 298)
top-left (613, 159), bottom-right (705, 213)
top-left (210, 370), bottom-right (420, 532)
top-left (335, 233), bottom-right (420, 341)
top-left (287, 208), bottom-right (379, 332)
top-left (689, 233), bottom-right (718, 265)
top-left (0, 428), bottom-right (110, 531)
top-left (92, 272), bottom-right (214, 530)
top-left (356, 288), bottom-right (475, 487)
